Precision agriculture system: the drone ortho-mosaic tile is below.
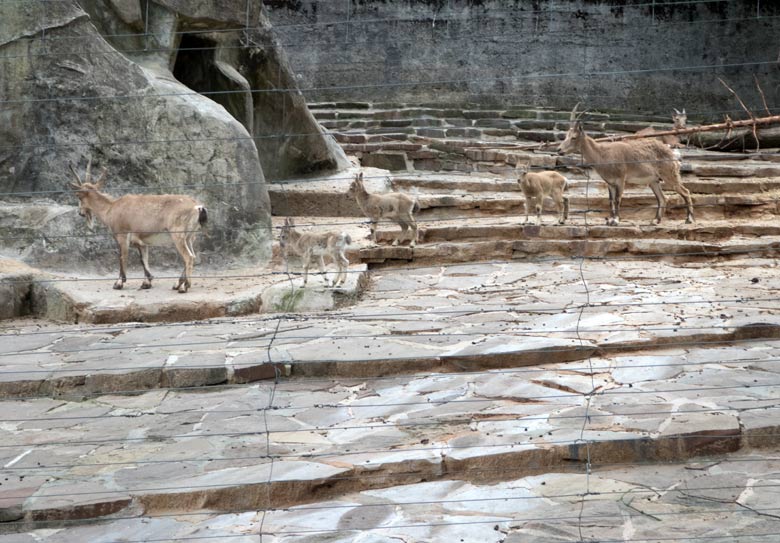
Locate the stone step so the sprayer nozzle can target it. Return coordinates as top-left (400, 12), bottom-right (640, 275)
top-left (0, 260), bottom-right (369, 324)
top-left (357, 237), bottom-right (780, 266)
top-left (398, 222), bottom-right (780, 246)
top-left (390, 173), bottom-right (780, 195)
top-left (4, 341), bottom-right (780, 529)
top-left (33, 448), bottom-right (780, 541)
top-left (311, 104), bottom-right (643, 124)
top-left (270, 182), bottom-right (780, 220)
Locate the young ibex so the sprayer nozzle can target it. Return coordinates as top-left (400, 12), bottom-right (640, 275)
top-left (279, 217), bottom-right (351, 287)
top-left (348, 172), bottom-right (419, 247)
top-left (558, 104), bottom-right (694, 226)
top-left (68, 159), bottom-right (207, 293)
top-left (635, 108), bottom-right (687, 148)
top-left (519, 170), bottom-right (569, 225)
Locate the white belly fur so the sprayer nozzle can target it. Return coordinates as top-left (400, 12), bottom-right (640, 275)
top-left (131, 233), bottom-right (174, 247)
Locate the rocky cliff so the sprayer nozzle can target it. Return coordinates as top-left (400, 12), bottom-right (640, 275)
top-left (0, 0), bottom-right (349, 269)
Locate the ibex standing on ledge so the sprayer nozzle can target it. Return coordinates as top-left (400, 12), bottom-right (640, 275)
top-left (635, 108), bottom-right (687, 148)
top-left (68, 159), bottom-right (207, 293)
top-left (558, 104), bottom-right (694, 226)
top-left (279, 217), bottom-right (351, 287)
top-left (348, 172), bottom-right (419, 247)
top-left (519, 170), bottom-right (569, 225)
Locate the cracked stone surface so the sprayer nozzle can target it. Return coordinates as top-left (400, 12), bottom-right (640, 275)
top-left (0, 257), bottom-right (780, 531)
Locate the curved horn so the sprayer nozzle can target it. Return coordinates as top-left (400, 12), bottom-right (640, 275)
top-left (94, 167), bottom-right (107, 189)
top-left (68, 163), bottom-right (82, 187)
top-left (570, 102), bottom-right (581, 122)
top-left (85, 157), bottom-right (92, 183)
top-left (673, 108), bottom-right (681, 115)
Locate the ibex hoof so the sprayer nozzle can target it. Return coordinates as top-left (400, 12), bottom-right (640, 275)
top-left (113, 282), bottom-right (124, 290)
top-left (141, 281), bottom-right (152, 290)
top-left (177, 285), bottom-right (188, 294)
top-left (686, 217), bottom-right (694, 224)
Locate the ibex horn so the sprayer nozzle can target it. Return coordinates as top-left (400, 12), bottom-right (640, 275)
top-left (570, 102), bottom-right (581, 122)
top-left (68, 163), bottom-right (82, 187)
top-left (94, 167), bottom-right (108, 188)
top-left (674, 108), bottom-right (681, 115)
top-left (85, 157), bottom-right (92, 183)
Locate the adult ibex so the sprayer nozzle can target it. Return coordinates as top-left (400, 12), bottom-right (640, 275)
top-left (558, 104), bottom-right (694, 226)
top-left (635, 108), bottom-right (687, 148)
top-left (279, 217), bottom-right (351, 287)
top-left (68, 159), bottom-right (207, 293)
top-left (348, 172), bottom-right (419, 247)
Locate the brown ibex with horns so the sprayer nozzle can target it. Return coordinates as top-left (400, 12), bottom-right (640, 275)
top-left (68, 158), bottom-right (208, 293)
top-left (635, 108), bottom-right (688, 148)
top-left (558, 104), bottom-right (694, 226)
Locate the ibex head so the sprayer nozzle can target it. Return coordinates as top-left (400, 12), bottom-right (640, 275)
top-left (558, 102), bottom-right (587, 155)
top-left (68, 157), bottom-right (107, 230)
top-left (279, 216), bottom-right (294, 250)
top-left (672, 108), bottom-right (687, 129)
top-left (347, 172), bottom-right (364, 197)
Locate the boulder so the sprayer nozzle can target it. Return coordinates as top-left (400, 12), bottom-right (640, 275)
top-left (0, 0), bottom-right (348, 269)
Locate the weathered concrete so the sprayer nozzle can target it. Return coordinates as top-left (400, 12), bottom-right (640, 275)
top-left (2, 339), bottom-right (780, 530)
top-left (267, 2), bottom-right (780, 114)
top-left (0, 256), bottom-right (368, 324)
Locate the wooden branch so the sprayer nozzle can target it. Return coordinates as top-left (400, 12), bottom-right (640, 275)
top-left (719, 77), bottom-right (759, 151)
top-left (719, 77), bottom-right (754, 119)
top-left (508, 113), bottom-right (780, 151)
top-left (755, 75), bottom-right (772, 116)
top-left (592, 114), bottom-right (780, 142)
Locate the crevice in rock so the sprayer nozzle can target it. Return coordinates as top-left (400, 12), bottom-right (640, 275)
top-left (172, 34), bottom-right (253, 134)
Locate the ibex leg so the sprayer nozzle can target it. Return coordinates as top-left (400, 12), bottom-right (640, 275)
top-left (137, 245), bottom-right (153, 289)
top-left (560, 196), bottom-right (570, 225)
top-left (113, 234), bottom-right (129, 290)
top-left (369, 220), bottom-right (378, 243)
top-left (673, 182), bottom-right (695, 224)
top-left (649, 181), bottom-right (666, 224)
top-left (335, 253), bottom-right (348, 286)
top-left (394, 223), bottom-right (408, 246)
top-left (606, 185), bottom-right (617, 225)
top-left (613, 183), bottom-right (624, 225)
top-left (171, 236), bottom-right (192, 293)
top-left (317, 255), bottom-right (331, 287)
top-left (302, 251), bottom-right (311, 286)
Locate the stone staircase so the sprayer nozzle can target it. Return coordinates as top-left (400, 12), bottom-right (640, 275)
top-left (4, 258), bottom-right (780, 540)
top-left (269, 164), bottom-right (780, 268)
top-left (5, 103), bottom-right (780, 540)
top-left (311, 101), bottom-right (680, 173)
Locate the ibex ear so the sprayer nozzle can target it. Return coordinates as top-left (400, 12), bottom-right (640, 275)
top-left (283, 217), bottom-right (291, 226)
top-left (682, 108), bottom-right (686, 115)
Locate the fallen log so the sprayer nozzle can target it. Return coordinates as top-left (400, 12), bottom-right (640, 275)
top-left (511, 114), bottom-right (780, 152)
top-left (593, 114), bottom-right (780, 143)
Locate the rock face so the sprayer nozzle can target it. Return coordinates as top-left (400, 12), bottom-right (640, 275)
top-left (0, 0), bottom-right (348, 269)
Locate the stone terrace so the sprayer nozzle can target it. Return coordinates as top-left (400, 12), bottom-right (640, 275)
top-left (3, 103), bottom-right (780, 540)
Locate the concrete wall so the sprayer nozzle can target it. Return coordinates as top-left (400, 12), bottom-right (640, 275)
top-left (266, 0), bottom-right (780, 119)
